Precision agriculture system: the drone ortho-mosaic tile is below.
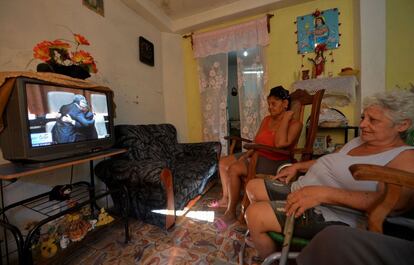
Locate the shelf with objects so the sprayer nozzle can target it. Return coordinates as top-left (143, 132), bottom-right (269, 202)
top-left (307, 108), bottom-right (359, 158)
top-left (294, 75), bottom-right (360, 157)
top-left (0, 148), bottom-right (130, 265)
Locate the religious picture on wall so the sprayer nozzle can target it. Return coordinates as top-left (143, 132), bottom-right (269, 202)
top-left (297, 8), bottom-right (339, 54)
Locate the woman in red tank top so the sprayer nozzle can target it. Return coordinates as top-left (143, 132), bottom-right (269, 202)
top-left (210, 86), bottom-right (303, 231)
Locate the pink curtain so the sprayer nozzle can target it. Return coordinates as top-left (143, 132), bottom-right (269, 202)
top-left (193, 16), bottom-right (270, 58)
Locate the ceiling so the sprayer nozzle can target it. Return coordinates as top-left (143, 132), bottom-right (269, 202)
top-left (151, 0), bottom-right (242, 20)
top-left (121, 0), bottom-right (312, 34)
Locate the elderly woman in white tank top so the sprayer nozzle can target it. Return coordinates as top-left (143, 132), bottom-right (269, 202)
top-left (244, 89), bottom-right (414, 260)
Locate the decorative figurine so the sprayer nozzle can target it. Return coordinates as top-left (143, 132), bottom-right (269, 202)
top-left (96, 208), bottom-right (114, 227)
top-left (302, 69), bottom-right (310, 80)
top-left (89, 219), bottom-right (97, 231)
top-left (309, 43), bottom-right (327, 78)
top-left (40, 238), bottom-right (58, 259)
top-left (59, 235), bottom-right (70, 249)
top-left (66, 213), bottom-right (91, 242)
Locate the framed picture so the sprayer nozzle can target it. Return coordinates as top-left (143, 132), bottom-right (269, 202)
top-left (296, 8), bottom-right (339, 54)
top-left (139, 36), bottom-right (154, 66)
top-left (83, 0), bottom-right (104, 17)
top-left (313, 136), bottom-right (327, 155)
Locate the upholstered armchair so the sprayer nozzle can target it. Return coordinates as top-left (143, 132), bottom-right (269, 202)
top-left (95, 124), bottom-right (221, 229)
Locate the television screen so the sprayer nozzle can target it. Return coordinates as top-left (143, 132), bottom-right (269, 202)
top-left (0, 77), bottom-right (114, 162)
top-left (26, 84), bottom-right (110, 148)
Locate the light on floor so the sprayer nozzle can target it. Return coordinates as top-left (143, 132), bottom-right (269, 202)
top-left (152, 209), bottom-right (215, 222)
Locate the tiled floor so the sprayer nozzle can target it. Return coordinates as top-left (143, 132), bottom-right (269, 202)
top-left (61, 184), bottom-right (259, 265)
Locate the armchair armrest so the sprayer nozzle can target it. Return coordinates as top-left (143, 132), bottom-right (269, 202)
top-left (349, 164), bottom-right (414, 188)
top-left (224, 135), bottom-right (252, 143)
top-left (349, 164), bottom-right (414, 233)
top-left (243, 143), bottom-right (291, 156)
top-left (177, 141), bottom-right (221, 158)
top-left (224, 136), bottom-right (252, 154)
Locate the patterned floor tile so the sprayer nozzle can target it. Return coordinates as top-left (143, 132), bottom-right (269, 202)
top-left (59, 183), bottom-right (255, 265)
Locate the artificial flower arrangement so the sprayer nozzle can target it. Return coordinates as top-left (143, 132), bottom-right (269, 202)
top-left (32, 32), bottom-right (97, 79)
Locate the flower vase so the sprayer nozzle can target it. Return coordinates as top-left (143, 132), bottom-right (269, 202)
top-left (37, 63), bottom-right (91, 80)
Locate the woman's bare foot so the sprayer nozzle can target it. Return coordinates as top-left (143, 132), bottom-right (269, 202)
top-left (214, 211), bottom-right (237, 231)
top-left (221, 211), bottom-right (237, 224)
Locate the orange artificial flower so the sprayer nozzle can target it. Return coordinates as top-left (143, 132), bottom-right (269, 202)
top-left (33, 41), bottom-right (52, 62)
top-left (71, 50), bottom-right (94, 65)
top-left (74, 34), bottom-right (90, 45)
top-left (87, 62), bottom-right (98, 73)
top-left (32, 30), bottom-right (98, 75)
top-left (49, 40), bottom-right (71, 50)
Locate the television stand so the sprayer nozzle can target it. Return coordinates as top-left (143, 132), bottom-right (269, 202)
top-left (0, 148), bottom-right (130, 265)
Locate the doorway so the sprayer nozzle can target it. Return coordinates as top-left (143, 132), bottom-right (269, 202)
top-left (227, 51), bottom-right (242, 153)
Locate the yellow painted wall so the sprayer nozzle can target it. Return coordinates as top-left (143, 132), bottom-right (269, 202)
top-left (183, 0), bottom-right (358, 142)
top-left (386, 0), bottom-right (414, 91)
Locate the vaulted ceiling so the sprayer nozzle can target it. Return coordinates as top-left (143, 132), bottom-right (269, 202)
top-left (121, 0), bottom-right (312, 34)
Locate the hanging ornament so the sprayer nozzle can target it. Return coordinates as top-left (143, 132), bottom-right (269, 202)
top-left (329, 51), bottom-right (335, 63)
top-left (231, 87), bottom-right (238, 96)
top-left (301, 54), bottom-right (305, 68)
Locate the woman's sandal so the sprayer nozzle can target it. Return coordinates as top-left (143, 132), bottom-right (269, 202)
top-left (207, 199), bottom-right (226, 208)
top-left (214, 218), bottom-right (229, 232)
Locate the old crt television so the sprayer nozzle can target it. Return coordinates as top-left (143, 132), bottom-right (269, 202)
top-left (0, 77), bottom-right (115, 162)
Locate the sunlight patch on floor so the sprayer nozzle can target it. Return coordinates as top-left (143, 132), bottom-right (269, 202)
top-left (185, 210), bottom-right (215, 222)
top-left (152, 209), bottom-right (215, 222)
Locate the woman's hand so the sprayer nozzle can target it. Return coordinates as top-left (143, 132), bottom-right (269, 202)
top-left (285, 186), bottom-right (325, 218)
top-left (283, 110), bottom-right (294, 121)
top-left (272, 164), bottom-right (298, 184)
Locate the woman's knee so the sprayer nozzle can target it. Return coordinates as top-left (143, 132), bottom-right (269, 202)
top-left (246, 202), bottom-right (281, 233)
top-left (228, 160), bottom-right (247, 177)
top-left (245, 203), bottom-right (262, 227)
top-left (246, 178), bottom-right (265, 201)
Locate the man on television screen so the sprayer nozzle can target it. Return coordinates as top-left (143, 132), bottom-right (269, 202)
top-left (51, 94), bottom-right (98, 143)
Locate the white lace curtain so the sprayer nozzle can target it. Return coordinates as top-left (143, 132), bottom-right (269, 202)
top-left (193, 16), bottom-right (270, 154)
top-left (236, 47), bottom-right (268, 140)
top-left (198, 54), bottom-right (228, 152)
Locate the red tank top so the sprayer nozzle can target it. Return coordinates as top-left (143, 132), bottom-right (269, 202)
top-left (254, 116), bottom-right (291, 161)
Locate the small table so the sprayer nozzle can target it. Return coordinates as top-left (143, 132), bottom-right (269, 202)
top-left (318, 125), bottom-right (359, 143)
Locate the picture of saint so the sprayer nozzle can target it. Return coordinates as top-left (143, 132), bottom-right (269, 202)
top-left (297, 9), bottom-right (339, 54)
top-left (313, 16), bottom-right (329, 45)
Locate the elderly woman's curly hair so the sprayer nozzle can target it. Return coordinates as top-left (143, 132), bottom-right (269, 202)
top-left (363, 87), bottom-right (414, 138)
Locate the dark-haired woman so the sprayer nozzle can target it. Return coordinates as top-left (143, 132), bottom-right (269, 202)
top-left (212, 86), bottom-right (302, 231)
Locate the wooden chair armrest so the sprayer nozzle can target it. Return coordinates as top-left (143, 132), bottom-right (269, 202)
top-left (224, 136), bottom-right (252, 143)
top-left (243, 143), bottom-right (291, 156)
top-left (349, 164), bottom-right (414, 188)
top-left (350, 163), bottom-right (414, 233)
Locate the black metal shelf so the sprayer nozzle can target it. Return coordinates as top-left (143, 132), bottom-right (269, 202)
top-left (0, 148), bottom-right (129, 265)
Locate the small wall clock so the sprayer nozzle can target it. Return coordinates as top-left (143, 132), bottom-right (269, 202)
top-left (139, 36), bottom-right (154, 66)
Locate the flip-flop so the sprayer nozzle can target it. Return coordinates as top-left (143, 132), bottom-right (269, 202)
top-left (214, 218), bottom-right (229, 232)
top-left (245, 234), bottom-right (255, 248)
top-left (232, 225), bottom-right (248, 234)
top-left (207, 199), bottom-right (223, 208)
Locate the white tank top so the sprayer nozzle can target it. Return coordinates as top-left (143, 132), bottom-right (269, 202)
top-left (291, 137), bottom-right (414, 227)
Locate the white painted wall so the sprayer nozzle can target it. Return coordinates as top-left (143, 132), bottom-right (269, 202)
top-left (0, 0), bottom-right (165, 127)
top-left (359, 0), bottom-right (386, 101)
top-left (0, 0), bottom-right (175, 231)
top-left (161, 32), bottom-right (188, 141)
